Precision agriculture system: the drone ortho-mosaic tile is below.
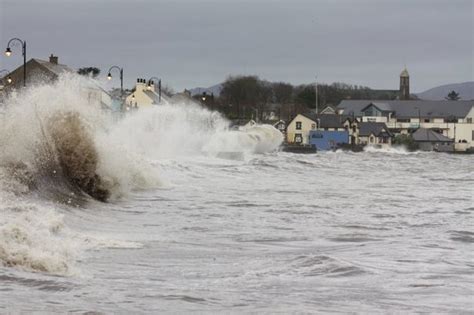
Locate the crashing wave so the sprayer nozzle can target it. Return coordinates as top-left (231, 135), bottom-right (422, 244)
top-left (0, 199), bottom-right (77, 275)
top-left (203, 124), bottom-right (283, 157)
top-left (0, 75), bottom-right (160, 203)
top-left (0, 74), bottom-right (283, 274)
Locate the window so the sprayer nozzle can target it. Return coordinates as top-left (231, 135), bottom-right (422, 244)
top-left (295, 133), bottom-right (302, 143)
top-left (444, 117), bottom-right (457, 123)
top-left (397, 118), bottom-right (410, 123)
top-left (311, 123), bottom-right (316, 130)
top-left (472, 130), bottom-right (474, 141)
top-left (468, 118), bottom-right (473, 124)
top-left (424, 119), bottom-right (430, 123)
top-left (296, 122), bottom-right (302, 130)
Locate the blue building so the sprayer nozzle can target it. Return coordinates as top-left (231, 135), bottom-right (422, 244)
top-left (309, 130), bottom-right (349, 150)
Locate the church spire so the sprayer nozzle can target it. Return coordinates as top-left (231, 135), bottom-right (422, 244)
top-left (399, 66), bottom-right (410, 100)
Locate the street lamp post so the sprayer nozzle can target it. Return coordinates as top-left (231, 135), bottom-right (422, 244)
top-left (5, 38), bottom-right (27, 87)
top-left (107, 65), bottom-right (123, 97)
top-left (147, 77), bottom-right (162, 103)
top-left (315, 75), bottom-right (318, 114)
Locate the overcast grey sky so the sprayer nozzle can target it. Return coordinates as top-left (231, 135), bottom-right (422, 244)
top-left (1, 0), bottom-right (473, 92)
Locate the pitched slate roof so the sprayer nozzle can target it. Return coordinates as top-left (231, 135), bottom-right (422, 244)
top-left (320, 105), bottom-right (336, 114)
top-left (337, 100), bottom-right (473, 119)
top-left (412, 128), bottom-right (454, 142)
top-left (33, 58), bottom-right (74, 76)
top-left (361, 102), bottom-right (393, 112)
top-left (359, 122), bottom-right (392, 137)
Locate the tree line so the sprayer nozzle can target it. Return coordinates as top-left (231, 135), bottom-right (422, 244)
top-left (197, 75), bottom-right (400, 121)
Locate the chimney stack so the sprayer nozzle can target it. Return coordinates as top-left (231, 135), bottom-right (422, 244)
top-left (136, 78), bottom-right (146, 91)
top-left (49, 54), bottom-right (58, 64)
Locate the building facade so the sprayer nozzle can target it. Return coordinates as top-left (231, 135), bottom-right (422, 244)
top-left (2, 54), bottom-right (113, 109)
top-left (287, 114), bottom-right (318, 145)
top-left (337, 100), bottom-right (474, 151)
top-left (3, 54), bottom-right (71, 91)
top-left (309, 130), bottom-right (349, 150)
top-left (124, 78), bottom-right (165, 110)
top-left (287, 114), bottom-right (349, 145)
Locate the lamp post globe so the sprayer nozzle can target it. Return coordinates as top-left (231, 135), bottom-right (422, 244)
top-left (5, 48), bottom-right (12, 57)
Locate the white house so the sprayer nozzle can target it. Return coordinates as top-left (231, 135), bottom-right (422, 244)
top-left (287, 114), bottom-right (349, 144)
top-left (286, 114), bottom-right (318, 144)
top-left (124, 78), bottom-right (165, 110)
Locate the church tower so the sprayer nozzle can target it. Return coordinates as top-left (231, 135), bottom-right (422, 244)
top-left (399, 67), bottom-right (410, 100)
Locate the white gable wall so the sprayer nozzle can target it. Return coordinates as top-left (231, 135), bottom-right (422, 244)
top-left (287, 114), bottom-right (317, 144)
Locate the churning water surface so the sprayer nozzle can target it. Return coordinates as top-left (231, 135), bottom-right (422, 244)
top-left (0, 77), bottom-right (473, 313)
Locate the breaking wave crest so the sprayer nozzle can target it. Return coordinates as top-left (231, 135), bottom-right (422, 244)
top-left (0, 75), bottom-right (161, 202)
top-left (363, 145), bottom-right (424, 155)
top-left (108, 103), bottom-right (283, 159)
top-left (0, 197), bottom-right (78, 275)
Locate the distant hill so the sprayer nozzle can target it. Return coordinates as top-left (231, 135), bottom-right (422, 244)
top-left (189, 83), bottom-right (223, 97)
top-left (417, 81), bottom-right (474, 100)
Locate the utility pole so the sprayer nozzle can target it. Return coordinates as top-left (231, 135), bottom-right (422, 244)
top-left (315, 76), bottom-right (318, 114)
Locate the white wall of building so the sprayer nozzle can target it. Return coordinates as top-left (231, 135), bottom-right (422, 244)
top-left (124, 79), bottom-right (157, 110)
top-left (287, 114), bottom-right (316, 145)
top-left (362, 116), bottom-right (388, 123)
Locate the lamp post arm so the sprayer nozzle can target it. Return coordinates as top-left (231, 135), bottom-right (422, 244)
top-left (107, 65), bottom-right (124, 96)
top-left (148, 76), bottom-right (161, 84)
top-left (7, 38), bottom-right (25, 54)
top-left (107, 65), bottom-right (122, 73)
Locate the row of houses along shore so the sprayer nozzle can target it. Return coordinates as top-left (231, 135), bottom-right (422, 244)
top-left (1, 54), bottom-right (473, 153)
top-left (0, 54), bottom-right (173, 112)
top-left (245, 68), bottom-right (474, 153)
